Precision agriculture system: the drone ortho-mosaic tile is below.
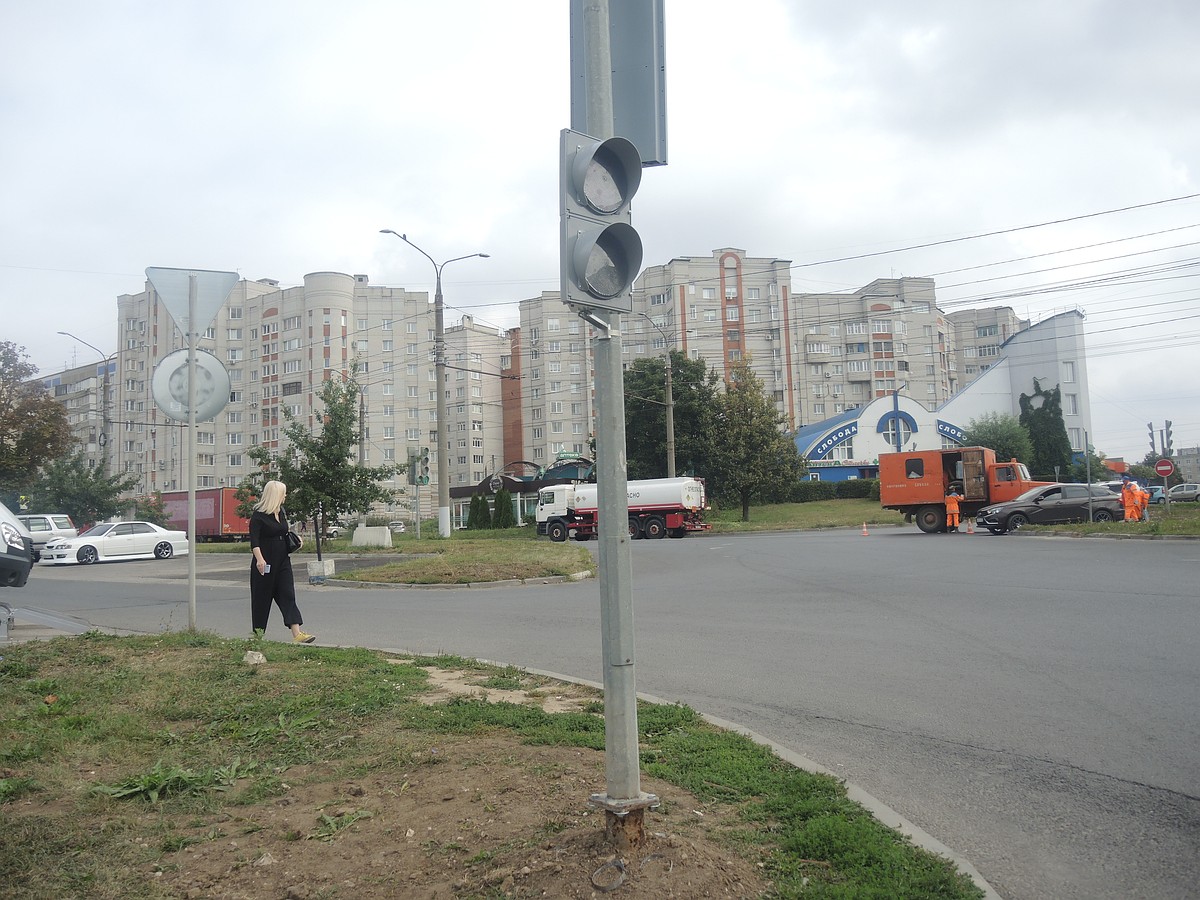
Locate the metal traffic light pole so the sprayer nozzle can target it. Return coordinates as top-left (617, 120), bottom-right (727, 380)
top-left (576, 0), bottom-right (656, 851)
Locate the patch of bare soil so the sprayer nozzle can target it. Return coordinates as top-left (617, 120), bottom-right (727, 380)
top-left (152, 666), bottom-right (771, 899)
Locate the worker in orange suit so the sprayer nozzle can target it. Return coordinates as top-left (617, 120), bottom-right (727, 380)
top-left (1120, 475), bottom-right (1142, 522)
top-left (945, 487), bottom-right (962, 533)
top-left (1136, 481), bottom-right (1150, 522)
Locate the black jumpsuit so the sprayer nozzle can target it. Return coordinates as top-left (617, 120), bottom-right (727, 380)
top-left (249, 509), bottom-right (304, 634)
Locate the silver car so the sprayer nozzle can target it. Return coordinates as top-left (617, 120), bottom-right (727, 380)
top-left (1167, 483), bottom-right (1200, 502)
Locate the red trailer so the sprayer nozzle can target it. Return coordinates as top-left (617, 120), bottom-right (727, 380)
top-left (161, 487), bottom-right (250, 542)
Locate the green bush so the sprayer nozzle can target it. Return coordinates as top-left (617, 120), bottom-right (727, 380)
top-left (835, 478), bottom-right (878, 500)
top-left (791, 481), bottom-right (839, 503)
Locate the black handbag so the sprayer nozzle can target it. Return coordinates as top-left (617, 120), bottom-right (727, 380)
top-left (285, 530), bottom-right (302, 553)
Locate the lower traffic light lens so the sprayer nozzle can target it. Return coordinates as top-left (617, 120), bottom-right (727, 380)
top-left (578, 224), bottom-right (642, 300)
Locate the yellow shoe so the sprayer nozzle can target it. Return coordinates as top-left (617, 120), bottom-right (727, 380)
top-left (294, 632), bottom-right (316, 644)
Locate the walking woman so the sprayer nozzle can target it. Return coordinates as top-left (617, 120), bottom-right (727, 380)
top-left (249, 480), bottom-right (315, 643)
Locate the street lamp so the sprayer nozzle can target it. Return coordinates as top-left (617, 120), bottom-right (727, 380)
top-left (58, 331), bottom-right (114, 476)
top-left (638, 313), bottom-right (675, 478)
top-left (380, 230), bottom-right (489, 537)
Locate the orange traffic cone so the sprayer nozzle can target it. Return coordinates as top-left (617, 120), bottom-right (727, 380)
top-left (861, 522), bottom-right (869, 536)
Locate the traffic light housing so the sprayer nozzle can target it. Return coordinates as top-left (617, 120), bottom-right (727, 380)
top-left (419, 447), bottom-right (431, 485)
top-left (406, 451), bottom-right (418, 485)
top-left (1149, 423), bottom-right (1156, 456)
top-left (560, 128), bottom-right (643, 314)
top-left (1165, 420), bottom-right (1173, 456)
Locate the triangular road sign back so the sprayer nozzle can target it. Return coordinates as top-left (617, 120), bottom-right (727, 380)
top-left (146, 267), bottom-right (240, 336)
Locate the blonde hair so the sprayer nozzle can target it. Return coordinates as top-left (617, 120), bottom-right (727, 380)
top-left (254, 480), bottom-right (287, 515)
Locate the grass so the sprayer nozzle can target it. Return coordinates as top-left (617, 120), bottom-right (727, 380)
top-left (0, 633), bottom-right (985, 899)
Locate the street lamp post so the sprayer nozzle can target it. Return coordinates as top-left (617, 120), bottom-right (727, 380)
top-left (638, 313), bottom-right (675, 478)
top-left (58, 331), bottom-right (114, 476)
top-left (380, 230), bottom-right (488, 537)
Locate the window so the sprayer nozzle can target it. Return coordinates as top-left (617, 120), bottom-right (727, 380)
top-left (228, 307), bottom-right (243, 320)
top-left (1063, 360), bottom-right (1076, 383)
top-left (726, 307), bottom-right (739, 321)
top-left (976, 324), bottom-right (999, 337)
top-left (1065, 393), bottom-right (1079, 415)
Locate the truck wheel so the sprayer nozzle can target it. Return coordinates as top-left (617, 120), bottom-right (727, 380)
top-left (643, 516), bottom-right (666, 539)
top-left (915, 506), bottom-right (945, 533)
top-left (628, 518), bottom-right (642, 539)
top-left (547, 521), bottom-right (568, 543)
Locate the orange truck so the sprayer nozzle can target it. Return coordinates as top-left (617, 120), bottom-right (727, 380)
top-left (879, 446), bottom-right (1050, 533)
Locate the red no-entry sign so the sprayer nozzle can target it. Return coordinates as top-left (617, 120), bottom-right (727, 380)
top-left (1154, 458), bottom-right (1175, 477)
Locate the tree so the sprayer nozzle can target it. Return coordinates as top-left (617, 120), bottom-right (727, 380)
top-left (241, 371), bottom-right (397, 532)
top-left (492, 487), bottom-right (516, 529)
top-left (1018, 379), bottom-right (1074, 481)
top-left (623, 352), bottom-right (720, 479)
top-left (131, 491), bottom-right (169, 526)
top-left (466, 494), bottom-right (491, 530)
top-left (28, 452), bottom-right (138, 527)
top-left (961, 412), bottom-right (1034, 465)
top-left (1069, 445), bottom-right (1110, 483)
top-left (706, 361), bottom-right (806, 521)
top-left (0, 341), bottom-right (74, 495)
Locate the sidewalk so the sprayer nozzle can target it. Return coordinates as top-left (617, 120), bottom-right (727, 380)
top-left (0, 605), bottom-right (105, 645)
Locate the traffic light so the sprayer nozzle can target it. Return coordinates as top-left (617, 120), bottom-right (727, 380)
top-left (419, 447), bottom-right (430, 485)
top-left (1149, 422), bottom-right (1156, 456)
top-left (559, 128), bottom-right (643, 314)
top-left (1165, 420), bottom-right (1173, 456)
top-left (406, 451), bottom-right (418, 485)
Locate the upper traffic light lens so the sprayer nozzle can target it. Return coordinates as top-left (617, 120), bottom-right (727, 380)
top-left (582, 146), bottom-right (631, 214)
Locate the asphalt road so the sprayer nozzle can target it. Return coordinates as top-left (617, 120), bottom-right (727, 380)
top-left (12, 529), bottom-right (1199, 900)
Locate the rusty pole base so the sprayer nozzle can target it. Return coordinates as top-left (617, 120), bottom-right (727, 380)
top-left (589, 792), bottom-right (659, 852)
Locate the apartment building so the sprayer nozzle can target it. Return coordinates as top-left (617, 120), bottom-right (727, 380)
top-left (626, 252), bottom-right (956, 431)
top-left (38, 358), bottom-right (117, 475)
top-left (501, 292), bottom-right (595, 468)
top-left (107, 271), bottom-right (507, 521)
top-left (946, 306), bottom-right (1030, 389)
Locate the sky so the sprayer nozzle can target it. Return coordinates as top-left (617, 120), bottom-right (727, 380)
top-left (3, 0), bottom-right (1198, 463)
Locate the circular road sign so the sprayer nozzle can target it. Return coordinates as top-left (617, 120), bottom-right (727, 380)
top-left (1154, 458), bottom-right (1176, 477)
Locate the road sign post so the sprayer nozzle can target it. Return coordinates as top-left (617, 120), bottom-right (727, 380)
top-left (1155, 458), bottom-right (1176, 509)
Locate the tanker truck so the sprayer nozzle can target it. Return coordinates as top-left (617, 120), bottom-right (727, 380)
top-left (536, 477), bottom-right (712, 542)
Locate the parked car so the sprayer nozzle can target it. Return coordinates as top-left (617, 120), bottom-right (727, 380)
top-left (16, 513), bottom-right (78, 561)
top-left (1168, 483), bottom-right (1200, 502)
top-left (1147, 485), bottom-right (1166, 504)
top-left (388, 521), bottom-right (407, 534)
top-left (40, 521), bottom-right (190, 565)
top-left (976, 483), bottom-right (1123, 534)
top-left (1, 500), bottom-right (35, 587)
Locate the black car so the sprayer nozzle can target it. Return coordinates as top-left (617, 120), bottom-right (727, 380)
top-left (976, 483), bottom-right (1123, 534)
top-left (1, 500), bottom-right (35, 587)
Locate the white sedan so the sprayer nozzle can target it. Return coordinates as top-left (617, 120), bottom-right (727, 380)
top-left (41, 521), bottom-right (190, 565)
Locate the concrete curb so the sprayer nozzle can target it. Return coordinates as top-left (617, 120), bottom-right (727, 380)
top-left (325, 570), bottom-right (594, 590)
